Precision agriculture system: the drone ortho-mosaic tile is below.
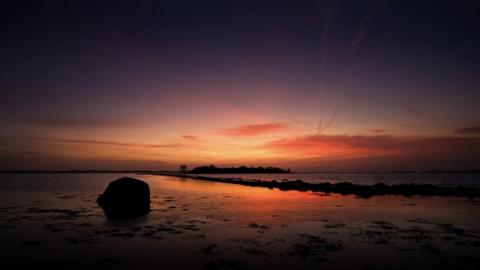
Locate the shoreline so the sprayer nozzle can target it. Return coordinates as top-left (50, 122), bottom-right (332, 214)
top-left (152, 173), bottom-right (480, 198)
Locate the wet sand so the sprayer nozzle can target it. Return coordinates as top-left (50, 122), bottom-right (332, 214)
top-left (1, 174), bottom-right (480, 269)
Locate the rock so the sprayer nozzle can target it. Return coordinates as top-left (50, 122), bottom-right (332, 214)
top-left (97, 177), bottom-right (150, 219)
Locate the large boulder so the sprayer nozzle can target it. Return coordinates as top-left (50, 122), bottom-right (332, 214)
top-left (97, 177), bottom-right (150, 219)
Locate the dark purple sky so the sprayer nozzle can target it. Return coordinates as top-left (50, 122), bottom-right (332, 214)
top-left (1, 0), bottom-right (480, 171)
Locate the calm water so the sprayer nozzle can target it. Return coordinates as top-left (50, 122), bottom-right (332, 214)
top-left (1, 173), bottom-right (480, 269)
top-left (189, 172), bottom-right (480, 187)
top-left (1, 173), bottom-right (479, 191)
top-left (0, 173), bottom-right (136, 192)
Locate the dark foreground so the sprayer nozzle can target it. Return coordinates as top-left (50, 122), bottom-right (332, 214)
top-left (1, 174), bottom-right (479, 269)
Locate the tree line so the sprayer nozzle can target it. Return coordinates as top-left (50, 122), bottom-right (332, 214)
top-left (179, 164), bottom-right (291, 174)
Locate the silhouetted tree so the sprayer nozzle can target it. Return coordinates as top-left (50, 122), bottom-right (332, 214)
top-left (179, 164), bottom-right (188, 173)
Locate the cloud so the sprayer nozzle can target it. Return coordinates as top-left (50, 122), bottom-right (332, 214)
top-left (23, 117), bottom-right (133, 128)
top-left (368, 129), bottom-right (386, 134)
top-left (455, 125), bottom-right (480, 135)
top-left (0, 155), bottom-right (172, 171)
top-left (217, 123), bottom-right (287, 137)
top-left (182, 135), bottom-right (200, 141)
top-left (263, 134), bottom-right (480, 158)
top-left (42, 138), bottom-right (183, 148)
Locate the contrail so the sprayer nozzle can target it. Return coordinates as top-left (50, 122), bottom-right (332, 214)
top-left (317, 119), bottom-right (323, 134)
top-left (317, 108), bottom-right (337, 134)
top-left (315, 2), bottom-right (338, 135)
top-left (344, 1), bottom-right (378, 85)
top-left (322, 108), bottom-right (337, 131)
top-left (318, 2), bottom-right (335, 90)
top-left (289, 117), bottom-right (314, 128)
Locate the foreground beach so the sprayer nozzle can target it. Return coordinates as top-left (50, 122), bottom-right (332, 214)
top-left (1, 173), bottom-right (480, 269)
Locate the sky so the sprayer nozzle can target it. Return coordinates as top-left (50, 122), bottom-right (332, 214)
top-left (1, 0), bottom-right (480, 171)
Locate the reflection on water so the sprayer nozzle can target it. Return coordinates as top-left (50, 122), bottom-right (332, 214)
top-left (189, 172), bottom-right (480, 187)
top-left (1, 173), bottom-right (480, 269)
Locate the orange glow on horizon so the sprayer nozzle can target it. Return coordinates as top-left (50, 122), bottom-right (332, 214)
top-left (5, 123), bottom-right (478, 171)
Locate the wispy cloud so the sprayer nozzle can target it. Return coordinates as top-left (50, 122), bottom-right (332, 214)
top-left (42, 138), bottom-right (183, 148)
top-left (455, 125), bottom-right (480, 135)
top-left (263, 134), bottom-right (480, 158)
top-left (368, 129), bottom-right (386, 134)
top-left (182, 135), bottom-right (200, 141)
top-left (23, 117), bottom-right (133, 128)
top-left (217, 123), bottom-right (288, 137)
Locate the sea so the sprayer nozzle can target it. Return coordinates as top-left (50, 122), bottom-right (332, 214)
top-left (1, 173), bottom-right (480, 269)
top-left (189, 172), bottom-right (480, 187)
top-left (0, 172), bottom-right (480, 192)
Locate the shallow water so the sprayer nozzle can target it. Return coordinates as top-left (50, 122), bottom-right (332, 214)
top-left (190, 172), bottom-right (480, 187)
top-left (1, 173), bottom-right (479, 269)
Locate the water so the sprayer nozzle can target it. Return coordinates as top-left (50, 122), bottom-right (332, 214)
top-left (1, 173), bottom-right (479, 192)
top-left (1, 173), bottom-right (480, 269)
top-left (0, 173), bottom-right (136, 192)
top-left (190, 172), bottom-right (480, 187)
